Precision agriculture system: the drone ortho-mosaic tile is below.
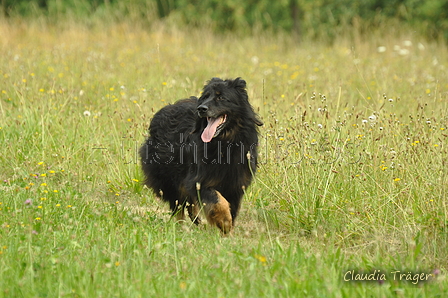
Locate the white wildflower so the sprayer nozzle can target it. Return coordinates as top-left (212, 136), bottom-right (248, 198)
top-left (399, 49), bottom-right (410, 56)
top-left (377, 46), bottom-right (386, 53)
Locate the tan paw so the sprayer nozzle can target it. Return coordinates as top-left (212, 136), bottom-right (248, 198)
top-left (204, 191), bottom-right (232, 234)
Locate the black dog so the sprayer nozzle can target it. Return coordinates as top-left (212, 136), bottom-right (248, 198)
top-left (139, 78), bottom-right (262, 233)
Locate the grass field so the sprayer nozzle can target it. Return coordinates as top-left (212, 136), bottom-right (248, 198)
top-left (0, 20), bottom-right (447, 297)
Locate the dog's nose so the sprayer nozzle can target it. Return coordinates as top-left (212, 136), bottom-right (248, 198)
top-left (197, 105), bottom-right (208, 114)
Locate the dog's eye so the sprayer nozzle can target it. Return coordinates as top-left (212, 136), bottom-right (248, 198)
top-left (217, 95), bottom-right (224, 100)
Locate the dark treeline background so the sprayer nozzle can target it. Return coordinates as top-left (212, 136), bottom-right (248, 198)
top-left (1, 0), bottom-right (447, 41)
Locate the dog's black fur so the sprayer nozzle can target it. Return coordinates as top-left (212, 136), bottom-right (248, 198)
top-left (139, 78), bottom-right (262, 233)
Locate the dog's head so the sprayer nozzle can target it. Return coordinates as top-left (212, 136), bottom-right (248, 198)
top-left (196, 77), bottom-right (262, 143)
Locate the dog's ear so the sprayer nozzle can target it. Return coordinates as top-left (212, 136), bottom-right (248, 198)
top-left (209, 77), bottom-right (223, 84)
top-left (232, 77), bottom-right (246, 90)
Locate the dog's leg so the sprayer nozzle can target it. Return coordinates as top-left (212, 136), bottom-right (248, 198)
top-left (203, 190), bottom-right (232, 234)
top-left (172, 200), bottom-right (186, 222)
top-left (187, 200), bottom-right (202, 225)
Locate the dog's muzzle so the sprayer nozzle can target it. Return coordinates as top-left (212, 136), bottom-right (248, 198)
top-left (197, 104), bottom-right (208, 118)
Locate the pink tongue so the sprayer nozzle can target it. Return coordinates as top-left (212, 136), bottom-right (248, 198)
top-left (201, 117), bottom-right (222, 143)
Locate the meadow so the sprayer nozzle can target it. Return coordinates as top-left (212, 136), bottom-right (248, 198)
top-left (0, 20), bottom-right (447, 297)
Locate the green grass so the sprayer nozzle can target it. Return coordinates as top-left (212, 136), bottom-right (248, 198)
top-left (1, 20), bottom-right (447, 297)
